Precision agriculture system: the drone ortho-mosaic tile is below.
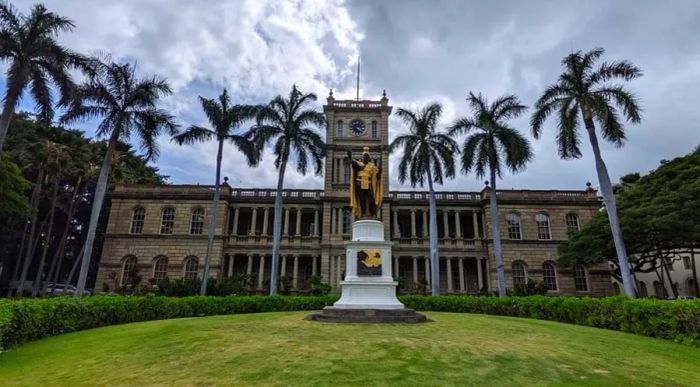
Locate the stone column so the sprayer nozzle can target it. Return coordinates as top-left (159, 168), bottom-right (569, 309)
top-left (447, 257), bottom-right (453, 293)
top-left (292, 255), bottom-right (299, 290)
top-left (337, 208), bottom-right (343, 235)
top-left (472, 211), bottom-right (480, 239)
top-left (329, 255), bottom-right (335, 286)
top-left (410, 210), bottom-right (417, 238)
top-left (257, 255), bottom-right (265, 289)
top-left (228, 255), bottom-right (234, 277)
top-left (477, 257), bottom-right (484, 290)
top-left (393, 257), bottom-right (399, 277)
top-left (458, 258), bottom-right (465, 293)
top-left (313, 209), bottom-right (319, 237)
top-left (424, 257), bottom-right (430, 288)
top-left (412, 257), bottom-right (418, 285)
top-left (455, 210), bottom-right (461, 239)
top-left (281, 255), bottom-right (287, 279)
top-left (249, 207), bottom-right (258, 236)
top-left (312, 255), bottom-right (318, 276)
top-left (393, 209), bottom-right (399, 238)
top-left (295, 207), bottom-right (302, 236)
top-left (422, 209), bottom-right (428, 237)
top-left (336, 255), bottom-right (342, 285)
top-left (246, 254), bottom-right (253, 275)
top-left (443, 210), bottom-right (449, 238)
top-left (261, 207), bottom-right (269, 236)
top-left (232, 207), bottom-right (240, 236)
top-left (283, 207), bottom-right (290, 236)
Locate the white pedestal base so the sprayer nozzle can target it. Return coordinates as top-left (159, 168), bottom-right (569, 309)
top-left (333, 220), bottom-right (404, 310)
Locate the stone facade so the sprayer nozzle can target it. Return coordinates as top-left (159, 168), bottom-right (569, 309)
top-left (96, 92), bottom-right (613, 296)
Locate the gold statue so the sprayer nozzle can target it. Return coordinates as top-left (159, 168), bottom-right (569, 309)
top-left (348, 146), bottom-right (383, 218)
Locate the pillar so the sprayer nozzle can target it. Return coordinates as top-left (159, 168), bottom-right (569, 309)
top-left (458, 258), bottom-right (465, 293)
top-left (330, 255), bottom-right (335, 286)
top-left (281, 255), bottom-right (287, 278)
top-left (232, 207), bottom-right (240, 236)
top-left (393, 257), bottom-right (399, 277)
top-left (257, 255), bottom-right (265, 289)
top-left (336, 255), bottom-right (342, 285)
top-left (249, 207), bottom-right (258, 236)
top-left (283, 207), bottom-right (290, 236)
top-left (313, 209), bottom-right (319, 237)
top-left (292, 255), bottom-right (299, 289)
top-left (472, 211), bottom-right (480, 239)
top-left (312, 255), bottom-right (318, 276)
top-left (447, 257), bottom-right (453, 293)
top-left (455, 210), bottom-right (461, 239)
top-left (295, 207), bottom-right (302, 236)
top-left (422, 209), bottom-right (428, 237)
top-left (261, 207), bottom-right (269, 236)
top-left (410, 210), bottom-right (417, 238)
top-left (246, 254), bottom-right (253, 275)
top-left (393, 209), bottom-right (399, 238)
top-left (337, 208), bottom-right (343, 235)
top-left (424, 257), bottom-right (430, 287)
top-left (477, 257), bottom-right (483, 290)
top-left (443, 210), bottom-right (449, 238)
top-left (412, 257), bottom-right (418, 285)
top-left (228, 255), bottom-right (234, 277)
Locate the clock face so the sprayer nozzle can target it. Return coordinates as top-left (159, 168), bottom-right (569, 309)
top-left (350, 119), bottom-right (366, 136)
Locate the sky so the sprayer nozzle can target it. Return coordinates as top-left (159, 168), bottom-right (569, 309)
top-left (9, 0), bottom-right (700, 192)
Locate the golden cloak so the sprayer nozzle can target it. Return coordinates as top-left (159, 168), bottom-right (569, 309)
top-left (349, 159), bottom-right (383, 218)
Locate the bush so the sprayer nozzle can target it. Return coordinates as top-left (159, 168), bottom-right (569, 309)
top-left (156, 275), bottom-right (257, 297)
top-left (308, 276), bottom-right (331, 296)
top-left (512, 280), bottom-right (548, 296)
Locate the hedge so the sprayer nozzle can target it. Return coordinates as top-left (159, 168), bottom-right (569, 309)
top-left (1, 295), bottom-right (699, 351)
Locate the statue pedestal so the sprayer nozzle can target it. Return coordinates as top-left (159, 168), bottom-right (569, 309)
top-left (333, 220), bottom-right (404, 309)
top-left (309, 219), bottom-right (427, 322)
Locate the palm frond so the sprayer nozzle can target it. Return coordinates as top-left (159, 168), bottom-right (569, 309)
top-left (172, 125), bottom-right (214, 145)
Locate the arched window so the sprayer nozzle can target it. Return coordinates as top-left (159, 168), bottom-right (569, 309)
top-left (120, 255), bottom-right (137, 286)
top-left (506, 213), bottom-right (521, 240)
top-left (371, 121), bottom-right (378, 138)
top-left (687, 278), bottom-right (698, 297)
top-left (565, 213), bottom-right (580, 233)
top-left (336, 120), bottom-right (344, 137)
top-left (153, 256), bottom-right (168, 281)
top-left (612, 282), bottom-right (621, 294)
top-left (183, 256), bottom-right (198, 279)
top-left (542, 261), bottom-right (558, 291)
top-left (130, 207), bottom-right (145, 234)
top-left (342, 207), bottom-right (352, 234)
top-left (512, 261), bottom-right (527, 285)
top-left (653, 280), bottom-right (666, 298)
top-left (573, 264), bottom-right (588, 291)
top-left (639, 281), bottom-right (648, 297)
top-left (190, 208), bottom-right (205, 235)
top-left (535, 213), bottom-right (551, 240)
top-left (160, 207), bottom-right (175, 234)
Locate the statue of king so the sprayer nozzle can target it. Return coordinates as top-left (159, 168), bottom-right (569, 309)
top-left (348, 146), bottom-right (383, 219)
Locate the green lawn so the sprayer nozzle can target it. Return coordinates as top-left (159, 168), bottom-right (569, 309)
top-left (1, 312), bottom-right (698, 386)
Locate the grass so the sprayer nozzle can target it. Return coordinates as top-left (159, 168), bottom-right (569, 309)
top-left (1, 312), bottom-right (698, 386)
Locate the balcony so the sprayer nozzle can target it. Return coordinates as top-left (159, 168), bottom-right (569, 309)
top-left (227, 234), bottom-right (321, 248)
top-left (392, 237), bottom-right (483, 250)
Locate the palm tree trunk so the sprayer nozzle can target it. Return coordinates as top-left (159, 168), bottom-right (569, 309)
top-left (426, 167), bottom-right (439, 296)
top-left (64, 244), bottom-right (85, 287)
top-left (75, 130), bottom-right (120, 296)
top-left (582, 112), bottom-right (636, 297)
top-left (489, 168), bottom-right (507, 297)
top-left (662, 257), bottom-right (678, 298)
top-left (200, 139), bottom-right (224, 295)
top-left (31, 183), bottom-right (59, 296)
top-left (0, 88), bottom-right (20, 156)
top-left (15, 169), bottom-right (45, 297)
top-left (8, 220), bottom-right (30, 296)
top-left (269, 155), bottom-right (288, 295)
top-left (691, 244), bottom-right (699, 297)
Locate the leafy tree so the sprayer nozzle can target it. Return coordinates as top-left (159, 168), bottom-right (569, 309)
top-left (173, 89), bottom-right (259, 295)
top-left (60, 58), bottom-right (177, 296)
top-left (449, 92), bottom-right (532, 297)
top-left (0, 157), bottom-right (30, 229)
top-left (389, 103), bottom-right (458, 295)
top-left (245, 86), bottom-right (325, 295)
top-left (531, 48), bottom-right (643, 297)
top-left (0, 3), bottom-right (86, 156)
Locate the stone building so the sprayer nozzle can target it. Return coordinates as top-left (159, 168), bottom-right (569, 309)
top-left (96, 92), bottom-right (613, 296)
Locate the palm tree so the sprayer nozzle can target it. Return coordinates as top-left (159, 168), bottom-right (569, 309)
top-left (531, 47), bottom-right (642, 297)
top-left (60, 58), bottom-right (178, 296)
top-left (450, 92), bottom-right (533, 297)
top-left (173, 89), bottom-right (259, 295)
top-left (0, 3), bottom-right (86, 156)
top-left (389, 103), bottom-right (457, 296)
top-left (245, 86), bottom-right (325, 295)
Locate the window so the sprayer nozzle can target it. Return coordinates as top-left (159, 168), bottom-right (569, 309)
top-left (565, 213), bottom-right (580, 233)
top-left (183, 256), bottom-right (198, 279)
top-left (342, 207), bottom-right (351, 234)
top-left (512, 261), bottom-right (527, 285)
top-left (506, 213), bottom-right (521, 240)
top-left (120, 256), bottom-right (137, 286)
top-left (153, 256), bottom-right (168, 281)
top-left (336, 120), bottom-right (344, 137)
top-left (130, 207), bottom-right (145, 234)
top-left (639, 281), bottom-right (648, 297)
top-left (612, 282), bottom-right (621, 294)
top-left (573, 264), bottom-right (588, 292)
top-left (343, 159), bottom-right (350, 184)
top-left (160, 207), bottom-right (175, 234)
top-left (682, 256), bottom-right (691, 270)
top-left (190, 208), bottom-right (205, 235)
top-left (371, 121), bottom-right (378, 138)
top-left (535, 213), bottom-right (551, 240)
top-left (653, 280), bottom-right (666, 298)
top-left (542, 261), bottom-right (558, 291)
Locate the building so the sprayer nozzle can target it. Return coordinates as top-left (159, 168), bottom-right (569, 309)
top-left (96, 91), bottom-right (613, 296)
top-left (611, 253), bottom-right (699, 298)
